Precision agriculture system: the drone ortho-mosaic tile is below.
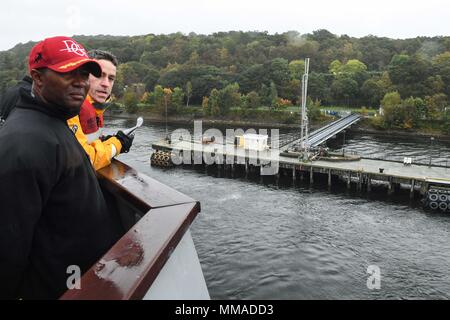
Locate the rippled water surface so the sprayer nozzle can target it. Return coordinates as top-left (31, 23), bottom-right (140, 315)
top-left (106, 119), bottom-right (450, 299)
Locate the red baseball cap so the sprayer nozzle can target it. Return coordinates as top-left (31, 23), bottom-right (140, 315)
top-left (28, 36), bottom-right (101, 77)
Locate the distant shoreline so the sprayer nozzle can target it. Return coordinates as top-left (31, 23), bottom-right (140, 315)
top-left (105, 112), bottom-right (450, 141)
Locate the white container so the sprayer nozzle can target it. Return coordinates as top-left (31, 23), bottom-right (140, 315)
top-left (242, 133), bottom-right (268, 151)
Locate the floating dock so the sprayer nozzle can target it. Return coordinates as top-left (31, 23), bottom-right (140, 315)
top-left (152, 139), bottom-right (450, 201)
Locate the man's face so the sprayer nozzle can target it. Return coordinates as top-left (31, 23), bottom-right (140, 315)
top-left (32, 66), bottom-right (90, 112)
top-left (88, 59), bottom-right (116, 103)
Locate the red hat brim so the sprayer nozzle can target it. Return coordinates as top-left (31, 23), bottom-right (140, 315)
top-left (47, 57), bottom-right (102, 78)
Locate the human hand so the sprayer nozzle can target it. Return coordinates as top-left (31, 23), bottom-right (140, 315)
top-left (115, 130), bottom-right (134, 153)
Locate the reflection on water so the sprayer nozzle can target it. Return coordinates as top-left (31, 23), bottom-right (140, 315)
top-left (105, 119), bottom-right (450, 299)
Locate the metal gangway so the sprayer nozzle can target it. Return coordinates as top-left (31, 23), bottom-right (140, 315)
top-left (280, 113), bottom-right (361, 151)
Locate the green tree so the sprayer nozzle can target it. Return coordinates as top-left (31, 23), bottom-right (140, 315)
top-left (330, 75), bottom-right (359, 106)
top-left (245, 91), bottom-right (260, 108)
top-left (308, 98), bottom-right (322, 121)
top-left (172, 87), bottom-right (184, 111)
top-left (269, 81), bottom-right (278, 108)
top-left (218, 83), bottom-right (241, 115)
top-left (380, 91), bottom-right (402, 128)
top-left (424, 75), bottom-right (444, 96)
top-left (153, 85), bottom-right (165, 112)
top-left (341, 59), bottom-right (369, 85)
top-left (432, 51), bottom-right (450, 96)
top-left (123, 88), bottom-right (139, 114)
top-left (186, 81), bottom-right (192, 107)
top-left (361, 78), bottom-right (385, 107)
top-left (424, 93), bottom-right (448, 120)
top-left (329, 60), bottom-right (342, 75)
top-left (308, 72), bottom-right (331, 103)
top-left (142, 67), bottom-right (160, 92)
top-left (401, 97), bottom-right (422, 128)
top-left (208, 89), bottom-right (220, 116)
top-left (259, 83), bottom-right (271, 106)
top-left (288, 60), bottom-right (305, 80)
top-left (269, 58), bottom-right (290, 90)
top-left (388, 54), bottom-right (431, 97)
top-left (202, 96), bottom-right (209, 116)
top-left (284, 79), bottom-right (301, 104)
top-left (239, 64), bottom-right (268, 93)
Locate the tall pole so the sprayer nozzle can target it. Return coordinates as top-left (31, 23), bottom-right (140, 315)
top-left (300, 58), bottom-right (310, 154)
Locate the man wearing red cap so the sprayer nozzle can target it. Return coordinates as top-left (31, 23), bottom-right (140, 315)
top-left (0, 49), bottom-right (133, 171)
top-left (0, 36), bottom-right (123, 299)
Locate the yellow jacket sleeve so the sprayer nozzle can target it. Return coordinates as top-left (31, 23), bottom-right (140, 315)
top-left (67, 116), bottom-right (122, 171)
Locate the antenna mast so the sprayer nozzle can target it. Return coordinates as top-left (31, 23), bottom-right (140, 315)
top-left (300, 58), bottom-right (310, 153)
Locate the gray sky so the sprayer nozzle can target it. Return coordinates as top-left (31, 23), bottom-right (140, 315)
top-left (1, 0), bottom-right (449, 51)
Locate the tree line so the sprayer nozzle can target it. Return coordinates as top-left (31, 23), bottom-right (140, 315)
top-left (0, 30), bottom-right (449, 128)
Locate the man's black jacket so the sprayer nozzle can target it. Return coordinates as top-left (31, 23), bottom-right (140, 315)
top-left (0, 89), bottom-right (124, 299)
top-left (0, 76), bottom-right (32, 122)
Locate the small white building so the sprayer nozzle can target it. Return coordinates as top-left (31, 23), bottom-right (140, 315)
top-left (236, 133), bottom-right (268, 151)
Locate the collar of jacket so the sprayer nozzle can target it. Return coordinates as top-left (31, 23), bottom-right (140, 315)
top-left (87, 94), bottom-right (109, 115)
top-left (16, 88), bottom-right (81, 121)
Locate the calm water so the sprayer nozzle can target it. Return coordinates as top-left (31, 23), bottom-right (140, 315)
top-left (106, 119), bottom-right (450, 299)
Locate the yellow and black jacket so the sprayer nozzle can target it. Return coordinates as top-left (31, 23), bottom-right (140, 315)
top-left (67, 96), bottom-right (122, 171)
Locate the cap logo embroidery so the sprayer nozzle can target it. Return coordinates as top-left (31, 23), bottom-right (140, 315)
top-left (34, 53), bottom-right (43, 63)
top-left (58, 58), bottom-right (89, 70)
top-left (60, 40), bottom-right (87, 57)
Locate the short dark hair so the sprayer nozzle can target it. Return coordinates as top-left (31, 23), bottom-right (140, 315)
top-left (87, 50), bottom-right (118, 67)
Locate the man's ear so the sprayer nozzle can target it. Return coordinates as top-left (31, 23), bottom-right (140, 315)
top-left (30, 69), bottom-right (45, 88)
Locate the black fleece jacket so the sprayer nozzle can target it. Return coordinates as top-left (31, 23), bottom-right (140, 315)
top-left (0, 76), bottom-right (32, 121)
top-left (0, 89), bottom-right (123, 299)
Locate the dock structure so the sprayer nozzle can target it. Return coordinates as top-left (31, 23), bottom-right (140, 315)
top-left (152, 139), bottom-right (450, 199)
top-left (280, 113), bottom-right (361, 151)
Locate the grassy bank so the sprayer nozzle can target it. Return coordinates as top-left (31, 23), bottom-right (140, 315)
top-left (106, 103), bottom-right (449, 138)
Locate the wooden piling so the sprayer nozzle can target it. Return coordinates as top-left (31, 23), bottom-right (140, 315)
top-left (347, 172), bottom-right (351, 189)
top-left (388, 177), bottom-right (393, 195)
top-left (357, 173), bottom-right (362, 191)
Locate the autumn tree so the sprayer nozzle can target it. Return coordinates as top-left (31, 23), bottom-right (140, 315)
top-left (163, 88), bottom-right (173, 116)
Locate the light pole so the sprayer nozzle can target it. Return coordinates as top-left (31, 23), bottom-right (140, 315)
top-left (429, 136), bottom-right (434, 167)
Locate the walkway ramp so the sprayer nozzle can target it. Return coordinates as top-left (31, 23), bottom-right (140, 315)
top-left (280, 113), bottom-right (361, 151)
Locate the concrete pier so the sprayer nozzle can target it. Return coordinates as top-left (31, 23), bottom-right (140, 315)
top-left (153, 139), bottom-right (450, 197)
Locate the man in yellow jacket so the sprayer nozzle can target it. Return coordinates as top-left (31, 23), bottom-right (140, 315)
top-left (67, 50), bottom-right (133, 170)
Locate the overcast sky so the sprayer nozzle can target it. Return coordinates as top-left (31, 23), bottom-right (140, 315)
top-left (0, 0), bottom-right (448, 51)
